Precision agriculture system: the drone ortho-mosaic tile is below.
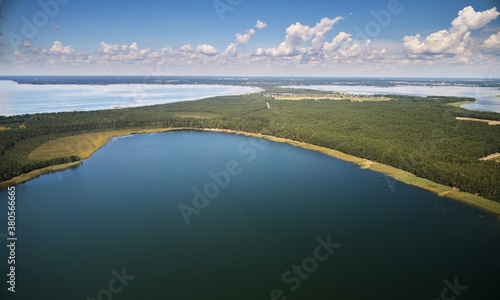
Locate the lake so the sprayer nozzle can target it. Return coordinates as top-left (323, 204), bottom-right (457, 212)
top-left (287, 85), bottom-right (500, 113)
top-left (0, 130), bottom-right (499, 299)
top-left (0, 80), bottom-right (262, 116)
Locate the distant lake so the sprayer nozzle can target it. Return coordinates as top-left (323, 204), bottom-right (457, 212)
top-left (1, 131), bottom-right (499, 299)
top-left (287, 85), bottom-right (500, 113)
top-left (0, 80), bottom-right (262, 116)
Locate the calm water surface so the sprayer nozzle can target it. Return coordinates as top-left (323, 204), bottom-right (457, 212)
top-left (0, 81), bottom-right (262, 116)
top-left (0, 131), bottom-right (499, 299)
top-left (287, 85), bottom-right (500, 113)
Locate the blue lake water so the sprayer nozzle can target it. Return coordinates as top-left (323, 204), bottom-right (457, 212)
top-left (0, 81), bottom-right (262, 116)
top-left (0, 131), bottom-right (499, 299)
top-left (287, 85), bottom-right (500, 113)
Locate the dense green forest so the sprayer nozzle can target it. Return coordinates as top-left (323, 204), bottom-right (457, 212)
top-left (1, 90), bottom-right (499, 201)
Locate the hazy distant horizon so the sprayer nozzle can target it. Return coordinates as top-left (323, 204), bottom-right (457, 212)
top-left (1, 75), bottom-right (500, 80)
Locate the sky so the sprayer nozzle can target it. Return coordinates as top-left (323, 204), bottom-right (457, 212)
top-left (0, 0), bottom-right (499, 77)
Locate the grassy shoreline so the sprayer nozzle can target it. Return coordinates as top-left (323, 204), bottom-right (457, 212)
top-left (446, 100), bottom-right (475, 107)
top-left (2, 127), bottom-right (500, 216)
top-left (0, 161), bottom-right (82, 189)
top-left (455, 117), bottom-right (500, 125)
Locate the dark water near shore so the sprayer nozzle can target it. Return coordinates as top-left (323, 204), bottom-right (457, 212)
top-left (1, 131), bottom-right (499, 299)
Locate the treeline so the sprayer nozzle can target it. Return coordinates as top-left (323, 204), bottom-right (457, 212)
top-left (0, 94), bottom-right (266, 181)
top-left (456, 109), bottom-right (500, 121)
top-left (0, 91), bottom-right (499, 201)
top-left (2, 76), bottom-right (499, 87)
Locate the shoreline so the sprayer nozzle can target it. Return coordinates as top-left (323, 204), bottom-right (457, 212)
top-left (0, 161), bottom-right (82, 189)
top-left (455, 117), bottom-right (500, 125)
top-left (2, 127), bottom-right (500, 216)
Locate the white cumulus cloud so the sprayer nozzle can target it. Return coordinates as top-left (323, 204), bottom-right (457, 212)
top-left (225, 29), bottom-right (256, 57)
top-left (97, 42), bottom-right (162, 63)
top-left (451, 6), bottom-right (499, 30)
top-left (252, 17), bottom-right (379, 61)
top-left (196, 44), bottom-right (219, 56)
top-left (50, 41), bottom-right (74, 55)
top-left (7, 11), bottom-right (500, 76)
top-left (256, 20), bottom-right (267, 29)
top-left (253, 17), bottom-right (343, 57)
top-left (481, 32), bottom-right (500, 55)
top-left (14, 41), bottom-right (92, 65)
top-left (180, 44), bottom-right (193, 52)
top-left (403, 6), bottom-right (499, 60)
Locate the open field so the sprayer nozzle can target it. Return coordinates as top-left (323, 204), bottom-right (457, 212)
top-left (29, 128), bottom-right (190, 160)
top-left (456, 117), bottom-right (500, 125)
top-left (274, 96), bottom-right (393, 101)
top-left (172, 112), bottom-right (221, 119)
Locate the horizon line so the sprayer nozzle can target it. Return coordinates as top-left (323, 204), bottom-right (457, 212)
top-left (0, 75), bottom-right (499, 80)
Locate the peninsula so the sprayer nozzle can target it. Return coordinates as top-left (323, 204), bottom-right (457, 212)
top-left (1, 85), bottom-right (499, 215)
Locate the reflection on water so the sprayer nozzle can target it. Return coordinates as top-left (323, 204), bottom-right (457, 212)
top-left (0, 80), bottom-right (262, 116)
top-left (287, 84), bottom-right (500, 113)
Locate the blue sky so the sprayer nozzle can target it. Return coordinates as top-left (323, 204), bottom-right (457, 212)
top-left (0, 0), bottom-right (499, 77)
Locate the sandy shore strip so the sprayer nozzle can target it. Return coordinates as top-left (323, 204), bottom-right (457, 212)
top-left (480, 153), bottom-right (500, 161)
top-left (2, 127), bottom-right (500, 216)
top-left (456, 117), bottom-right (500, 125)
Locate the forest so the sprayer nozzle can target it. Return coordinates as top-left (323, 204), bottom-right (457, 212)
top-left (0, 89), bottom-right (499, 201)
